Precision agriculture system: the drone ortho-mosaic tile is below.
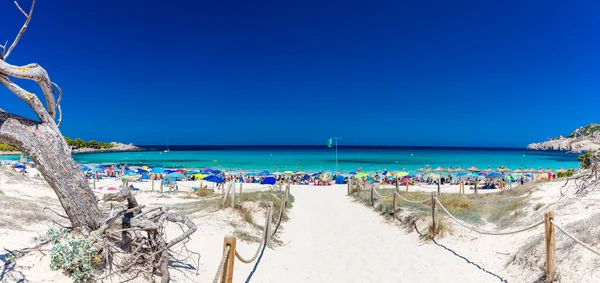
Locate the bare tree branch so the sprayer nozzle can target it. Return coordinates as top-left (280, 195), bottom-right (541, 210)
top-left (52, 82), bottom-right (63, 127)
top-left (0, 74), bottom-right (53, 124)
top-left (3, 0), bottom-right (37, 60)
top-left (0, 41), bottom-right (7, 59)
top-left (0, 60), bottom-right (57, 120)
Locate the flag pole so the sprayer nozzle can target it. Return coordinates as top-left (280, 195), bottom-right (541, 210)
top-left (330, 137), bottom-right (341, 174)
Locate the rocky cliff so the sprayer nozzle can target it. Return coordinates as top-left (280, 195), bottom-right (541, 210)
top-left (71, 142), bottom-right (140, 154)
top-left (527, 124), bottom-right (600, 153)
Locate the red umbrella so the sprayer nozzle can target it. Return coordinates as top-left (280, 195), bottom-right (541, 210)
top-left (107, 187), bottom-right (117, 190)
top-left (176, 169), bottom-right (185, 174)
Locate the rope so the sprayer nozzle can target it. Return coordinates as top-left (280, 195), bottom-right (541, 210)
top-left (271, 192), bottom-right (286, 237)
top-left (434, 197), bottom-right (544, 235)
top-left (235, 206), bottom-right (272, 264)
top-left (371, 186), bottom-right (394, 198)
top-left (244, 206), bottom-right (272, 283)
top-left (212, 245), bottom-right (231, 283)
top-left (394, 191), bottom-right (429, 204)
top-left (550, 219), bottom-right (600, 257)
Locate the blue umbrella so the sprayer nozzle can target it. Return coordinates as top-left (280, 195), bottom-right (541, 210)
top-left (211, 170), bottom-right (222, 175)
top-left (141, 173), bottom-right (150, 180)
top-left (80, 165), bottom-right (90, 171)
top-left (164, 170), bottom-right (177, 174)
top-left (348, 171), bottom-right (357, 175)
top-left (203, 175), bottom-right (225, 184)
top-left (94, 166), bottom-right (105, 172)
top-left (258, 171), bottom-right (270, 177)
top-left (263, 176), bottom-right (276, 185)
top-left (303, 174), bottom-right (310, 180)
top-left (166, 172), bottom-right (186, 180)
top-left (311, 173), bottom-right (319, 177)
top-left (152, 167), bottom-right (166, 173)
top-left (246, 172), bottom-right (257, 177)
top-left (14, 165), bottom-right (25, 169)
top-left (124, 170), bottom-right (137, 176)
top-left (486, 172), bottom-right (503, 179)
top-left (137, 169), bottom-right (149, 174)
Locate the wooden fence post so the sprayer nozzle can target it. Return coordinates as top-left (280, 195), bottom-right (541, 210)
top-left (222, 236), bottom-right (236, 283)
top-left (348, 178), bottom-right (351, 195)
top-left (395, 178), bottom-right (399, 192)
top-left (239, 181), bottom-right (243, 195)
top-left (231, 182), bottom-right (236, 208)
top-left (392, 189), bottom-right (397, 215)
top-left (544, 211), bottom-right (556, 282)
top-left (370, 184), bottom-right (374, 207)
top-left (431, 192), bottom-right (438, 231)
top-left (474, 182), bottom-right (478, 195)
top-left (406, 183), bottom-right (409, 193)
top-left (151, 178), bottom-right (155, 192)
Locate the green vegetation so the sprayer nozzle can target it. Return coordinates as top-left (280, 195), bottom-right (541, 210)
top-left (64, 137), bottom-right (114, 149)
top-left (0, 144), bottom-right (18, 151)
top-left (0, 137), bottom-right (115, 151)
top-left (567, 124), bottom-right (600, 138)
top-left (557, 168), bottom-right (575, 178)
top-left (578, 151), bottom-right (596, 169)
top-left (47, 228), bottom-right (99, 282)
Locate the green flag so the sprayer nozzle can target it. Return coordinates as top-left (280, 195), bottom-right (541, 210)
top-left (327, 139), bottom-right (332, 148)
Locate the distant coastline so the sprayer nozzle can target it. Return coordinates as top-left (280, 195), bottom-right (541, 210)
top-left (0, 142), bottom-right (140, 156)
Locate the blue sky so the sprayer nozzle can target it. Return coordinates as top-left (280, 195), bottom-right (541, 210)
top-left (1, 0), bottom-right (599, 147)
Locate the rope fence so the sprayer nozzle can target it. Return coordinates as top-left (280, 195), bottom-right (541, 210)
top-left (550, 219), bottom-right (600, 257)
top-left (395, 191), bottom-right (429, 204)
top-left (213, 245), bottom-right (231, 283)
top-left (212, 183), bottom-right (291, 283)
top-left (434, 197), bottom-right (545, 236)
top-left (368, 187), bottom-right (600, 281)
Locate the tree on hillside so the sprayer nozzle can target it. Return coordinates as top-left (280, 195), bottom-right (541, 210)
top-left (0, 2), bottom-right (196, 281)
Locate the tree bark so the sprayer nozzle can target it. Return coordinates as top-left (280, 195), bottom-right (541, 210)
top-left (0, 111), bottom-right (101, 231)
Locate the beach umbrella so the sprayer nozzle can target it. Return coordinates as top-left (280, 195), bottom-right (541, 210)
top-left (466, 166), bottom-right (480, 172)
top-left (124, 170), bottom-right (137, 176)
top-left (469, 172), bottom-right (480, 177)
top-left (311, 173), bottom-right (319, 177)
top-left (483, 167), bottom-right (494, 173)
top-left (166, 172), bottom-right (186, 180)
top-left (194, 173), bottom-right (206, 180)
top-left (423, 166), bottom-right (433, 173)
top-left (416, 168), bottom-right (425, 173)
top-left (497, 166), bottom-right (512, 173)
top-left (246, 171), bottom-right (257, 177)
top-left (203, 175), bottom-right (225, 184)
top-left (211, 170), bottom-right (222, 175)
top-left (282, 171), bottom-right (295, 176)
top-left (295, 171), bottom-right (307, 175)
top-left (272, 172), bottom-right (282, 176)
top-left (106, 167), bottom-right (114, 171)
top-left (176, 169), bottom-right (185, 174)
top-left (202, 168), bottom-right (213, 173)
top-left (80, 165), bottom-right (90, 171)
top-left (395, 171), bottom-right (409, 177)
top-left (263, 177), bottom-right (276, 185)
top-left (94, 166), bottom-right (105, 172)
top-left (453, 166), bottom-right (465, 173)
top-left (141, 173), bottom-right (150, 180)
top-left (348, 171), bottom-right (357, 175)
top-left (14, 165), bottom-right (25, 169)
top-left (137, 169), bottom-right (149, 174)
top-left (354, 172), bottom-right (369, 178)
top-left (151, 167), bottom-right (166, 173)
top-left (486, 172), bottom-right (502, 179)
top-left (258, 171), bottom-right (270, 177)
top-left (142, 166), bottom-right (149, 170)
top-left (513, 168), bottom-right (524, 174)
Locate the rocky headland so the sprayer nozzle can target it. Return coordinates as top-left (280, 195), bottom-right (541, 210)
top-left (527, 124), bottom-right (600, 153)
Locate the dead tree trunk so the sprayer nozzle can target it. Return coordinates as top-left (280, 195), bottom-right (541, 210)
top-left (0, 0), bottom-right (101, 230)
top-left (0, 112), bottom-right (101, 230)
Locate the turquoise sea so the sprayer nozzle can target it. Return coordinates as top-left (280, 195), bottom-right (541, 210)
top-left (2, 146), bottom-right (579, 173)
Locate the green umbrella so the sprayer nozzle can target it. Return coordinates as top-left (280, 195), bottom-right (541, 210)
top-left (395, 171), bottom-right (409, 177)
top-left (354, 172), bottom-right (369, 178)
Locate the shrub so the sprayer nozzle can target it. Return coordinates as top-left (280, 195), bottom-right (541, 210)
top-left (47, 228), bottom-right (98, 282)
top-left (578, 151), bottom-right (596, 169)
top-left (194, 188), bottom-right (213, 197)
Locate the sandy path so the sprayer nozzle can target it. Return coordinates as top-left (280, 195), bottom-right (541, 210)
top-left (233, 184), bottom-right (499, 283)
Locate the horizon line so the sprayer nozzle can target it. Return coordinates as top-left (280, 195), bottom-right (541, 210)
top-left (135, 144), bottom-right (531, 150)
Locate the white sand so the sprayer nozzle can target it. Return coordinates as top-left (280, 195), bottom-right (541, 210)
top-left (2, 169), bottom-right (600, 282)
